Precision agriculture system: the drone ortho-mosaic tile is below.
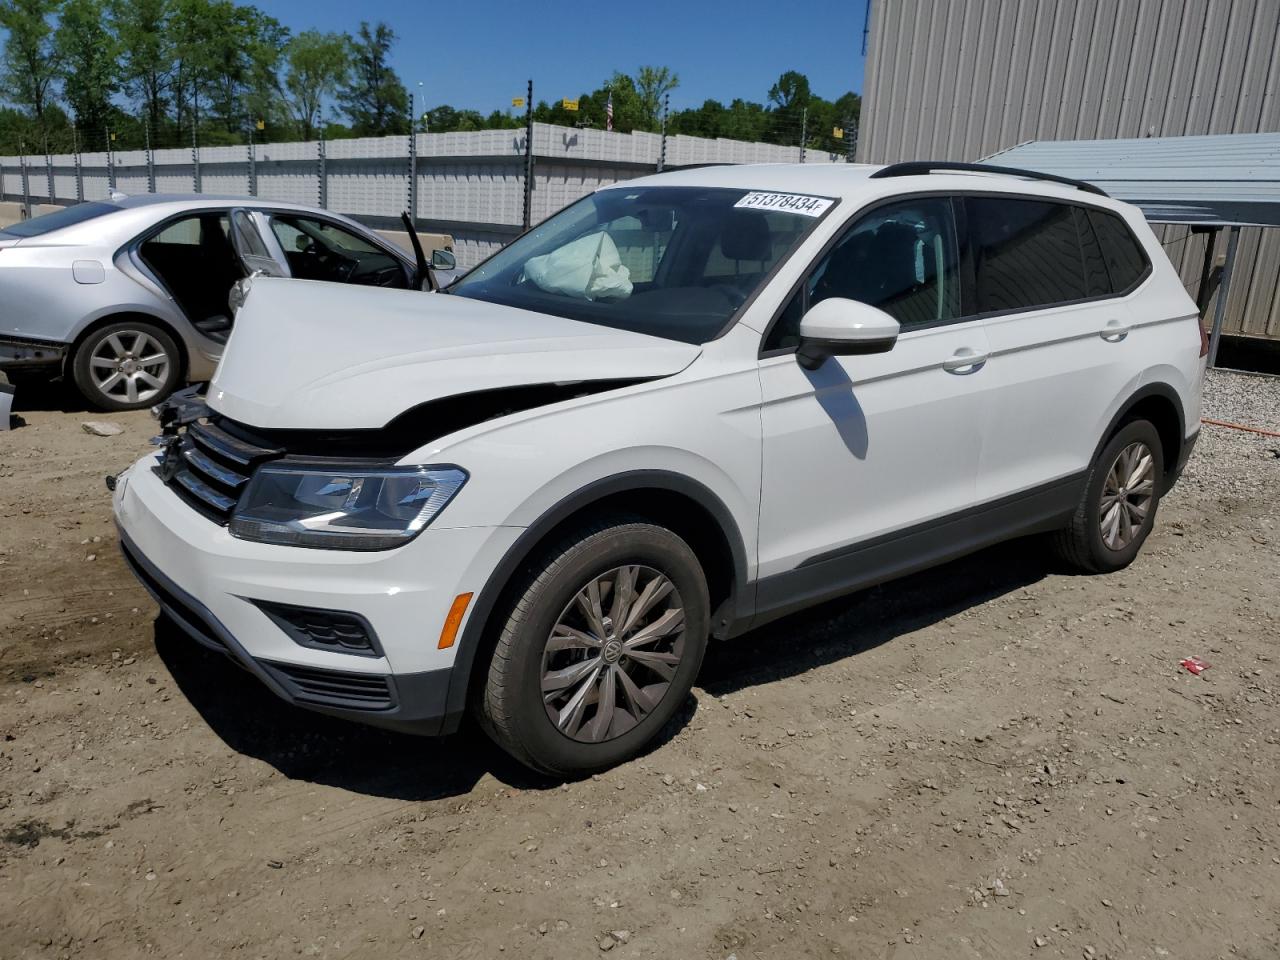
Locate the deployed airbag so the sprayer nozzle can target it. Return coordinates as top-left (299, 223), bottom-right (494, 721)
top-left (524, 231), bottom-right (633, 301)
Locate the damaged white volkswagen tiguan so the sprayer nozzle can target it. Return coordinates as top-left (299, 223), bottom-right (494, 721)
top-left (113, 162), bottom-right (1205, 775)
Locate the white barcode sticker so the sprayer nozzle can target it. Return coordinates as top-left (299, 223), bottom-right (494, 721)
top-left (734, 192), bottom-right (835, 217)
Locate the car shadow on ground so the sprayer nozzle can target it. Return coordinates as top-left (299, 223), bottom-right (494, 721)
top-left (699, 536), bottom-right (1057, 695)
top-left (155, 536), bottom-right (1056, 802)
top-left (7, 376), bottom-right (92, 414)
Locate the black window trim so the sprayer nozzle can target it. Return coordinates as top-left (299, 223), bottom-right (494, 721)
top-left (757, 188), bottom-right (1154, 359)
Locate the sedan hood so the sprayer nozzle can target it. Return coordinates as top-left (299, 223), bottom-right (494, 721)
top-left (208, 278), bottom-right (701, 429)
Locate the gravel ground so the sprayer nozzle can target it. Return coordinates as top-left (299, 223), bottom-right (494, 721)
top-left (1, 371), bottom-right (1278, 960)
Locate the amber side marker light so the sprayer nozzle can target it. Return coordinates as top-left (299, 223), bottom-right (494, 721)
top-left (438, 593), bottom-right (474, 649)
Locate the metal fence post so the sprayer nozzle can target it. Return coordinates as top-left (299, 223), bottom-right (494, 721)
top-left (799, 107), bottom-right (807, 163)
top-left (19, 151), bottom-right (31, 218)
top-left (0, 160), bottom-right (5, 202)
top-left (1206, 226), bottom-right (1241, 369)
top-left (522, 79), bottom-right (533, 230)
top-left (106, 129), bottom-right (116, 192)
top-left (73, 126), bottom-right (84, 202)
top-left (317, 137), bottom-right (327, 209)
top-left (191, 121), bottom-right (202, 193)
top-left (145, 119), bottom-right (156, 193)
top-left (658, 93), bottom-right (668, 173)
top-left (45, 151), bottom-right (55, 204)
top-left (407, 104), bottom-right (418, 223)
top-left (247, 124), bottom-right (257, 197)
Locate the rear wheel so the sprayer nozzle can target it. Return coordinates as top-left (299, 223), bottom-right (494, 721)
top-left (72, 321), bottom-right (181, 411)
top-left (477, 518), bottom-right (710, 776)
top-left (1054, 419), bottom-right (1164, 573)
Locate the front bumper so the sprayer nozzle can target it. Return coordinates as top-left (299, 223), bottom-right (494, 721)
top-left (113, 456), bottom-right (522, 736)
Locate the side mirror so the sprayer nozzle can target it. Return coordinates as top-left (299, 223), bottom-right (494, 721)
top-left (796, 298), bottom-right (900, 370)
top-left (431, 248), bottom-right (457, 271)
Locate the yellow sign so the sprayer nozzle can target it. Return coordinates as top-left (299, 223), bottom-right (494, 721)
top-left (512, 97), bottom-right (525, 108)
top-left (110, 132), bottom-right (117, 141)
top-left (833, 127), bottom-right (844, 139)
top-left (562, 98), bottom-right (579, 112)
top-left (255, 119), bottom-right (265, 130)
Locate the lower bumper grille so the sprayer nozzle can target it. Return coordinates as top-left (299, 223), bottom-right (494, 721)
top-left (261, 662), bottom-right (396, 711)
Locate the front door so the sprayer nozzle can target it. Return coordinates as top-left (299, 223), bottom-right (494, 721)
top-left (755, 195), bottom-right (992, 622)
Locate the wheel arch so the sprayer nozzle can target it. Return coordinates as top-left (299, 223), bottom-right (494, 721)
top-left (441, 471), bottom-right (751, 730)
top-left (1094, 383), bottom-right (1185, 489)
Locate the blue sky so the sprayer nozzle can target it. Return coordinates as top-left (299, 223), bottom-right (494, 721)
top-left (254, 0), bottom-right (869, 115)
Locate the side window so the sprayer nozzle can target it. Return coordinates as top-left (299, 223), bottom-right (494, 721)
top-left (271, 215), bottom-right (407, 288)
top-left (1088, 209), bottom-right (1150, 293)
top-left (968, 197), bottom-right (1087, 313)
top-left (1075, 207), bottom-right (1110, 298)
top-left (763, 197), bottom-right (962, 351)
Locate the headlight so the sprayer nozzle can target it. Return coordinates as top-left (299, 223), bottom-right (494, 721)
top-left (229, 463), bottom-right (467, 550)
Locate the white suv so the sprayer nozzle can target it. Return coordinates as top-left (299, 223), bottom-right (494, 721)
top-left (113, 162), bottom-right (1205, 775)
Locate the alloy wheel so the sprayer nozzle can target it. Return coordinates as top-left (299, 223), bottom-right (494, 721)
top-left (1099, 440), bottom-right (1155, 550)
top-left (541, 564), bottom-right (687, 743)
top-left (89, 330), bottom-right (171, 405)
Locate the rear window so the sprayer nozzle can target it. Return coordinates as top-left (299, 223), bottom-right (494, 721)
top-left (1088, 209), bottom-right (1150, 293)
top-left (0, 201), bottom-right (121, 238)
top-left (968, 197), bottom-right (1087, 313)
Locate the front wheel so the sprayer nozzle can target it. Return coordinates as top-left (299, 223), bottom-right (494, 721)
top-left (72, 321), bottom-right (181, 411)
top-left (1054, 419), bottom-right (1165, 573)
top-left (477, 519), bottom-right (710, 776)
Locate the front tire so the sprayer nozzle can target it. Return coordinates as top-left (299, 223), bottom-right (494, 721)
top-left (477, 518), bottom-right (710, 777)
top-left (72, 321), bottom-right (181, 411)
top-left (1054, 419), bottom-right (1164, 573)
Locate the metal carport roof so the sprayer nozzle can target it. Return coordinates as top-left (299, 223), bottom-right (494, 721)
top-left (985, 133), bottom-right (1280, 228)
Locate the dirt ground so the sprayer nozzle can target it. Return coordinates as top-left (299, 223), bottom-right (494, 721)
top-left (2, 372), bottom-right (1278, 960)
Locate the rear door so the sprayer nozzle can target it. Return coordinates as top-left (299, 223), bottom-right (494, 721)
top-left (968, 195), bottom-right (1146, 504)
top-left (228, 208), bottom-right (290, 278)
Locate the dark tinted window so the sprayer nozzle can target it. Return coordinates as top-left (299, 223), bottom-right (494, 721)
top-left (969, 197), bottom-right (1087, 312)
top-left (0, 201), bottom-right (120, 237)
top-left (764, 196), bottom-right (962, 350)
top-left (1089, 209), bottom-right (1149, 292)
top-left (1076, 207), bottom-right (1110, 297)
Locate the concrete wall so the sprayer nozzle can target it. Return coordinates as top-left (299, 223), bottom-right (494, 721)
top-left (0, 124), bottom-right (841, 269)
top-left (857, 0), bottom-right (1280, 342)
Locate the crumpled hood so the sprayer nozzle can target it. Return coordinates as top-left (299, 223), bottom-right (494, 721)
top-left (208, 278), bottom-right (701, 429)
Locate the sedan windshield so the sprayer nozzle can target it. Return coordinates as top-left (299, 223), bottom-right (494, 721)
top-left (0, 201), bottom-right (121, 238)
top-left (450, 187), bottom-right (832, 344)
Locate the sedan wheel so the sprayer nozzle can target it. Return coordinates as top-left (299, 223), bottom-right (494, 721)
top-left (72, 321), bottom-right (181, 411)
top-left (541, 565), bottom-right (687, 743)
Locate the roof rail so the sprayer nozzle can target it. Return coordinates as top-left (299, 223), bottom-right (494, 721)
top-left (869, 161), bottom-right (1109, 197)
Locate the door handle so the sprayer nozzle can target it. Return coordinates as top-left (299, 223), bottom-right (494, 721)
top-left (942, 348), bottom-right (989, 374)
top-left (1100, 319), bottom-right (1131, 342)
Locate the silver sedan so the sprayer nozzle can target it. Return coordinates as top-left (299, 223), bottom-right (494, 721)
top-left (0, 195), bottom-right (458, 410)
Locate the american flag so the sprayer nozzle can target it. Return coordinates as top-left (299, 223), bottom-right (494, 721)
top-left (606, 92), bottom-right (613, 132)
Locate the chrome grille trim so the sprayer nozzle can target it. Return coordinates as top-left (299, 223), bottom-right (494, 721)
top-left (174, 469), bottom-right (238, 513)
top-left (160, 417), bottom-right (284, 525)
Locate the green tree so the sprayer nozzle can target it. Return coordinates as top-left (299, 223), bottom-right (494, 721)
top-left (110, 0), bottom-right (174, 138)
top-left (340, 21), bottom-right (408, 136)
top-left (0, 0), bottom-right (62, 126)
top-left (55, 0), bottom-right (118, 133)
top-left (635, 65), bottom-right (678, 130)
top-left (278, 29), bottom-right (349, 140)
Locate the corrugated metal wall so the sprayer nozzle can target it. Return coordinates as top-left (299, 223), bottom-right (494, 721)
top-left (858, 0), bottom-right (1280, 341)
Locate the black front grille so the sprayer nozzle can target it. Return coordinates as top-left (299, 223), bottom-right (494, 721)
top-left (163, 419), bottom-right (283, 524)
top-left (261, 662), bottom-right (396, 711)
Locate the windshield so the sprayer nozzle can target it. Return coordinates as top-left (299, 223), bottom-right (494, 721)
top-left (0, 201), bottom-right (121, 238)
top-left (450, 187), bottom-right (832, 344)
